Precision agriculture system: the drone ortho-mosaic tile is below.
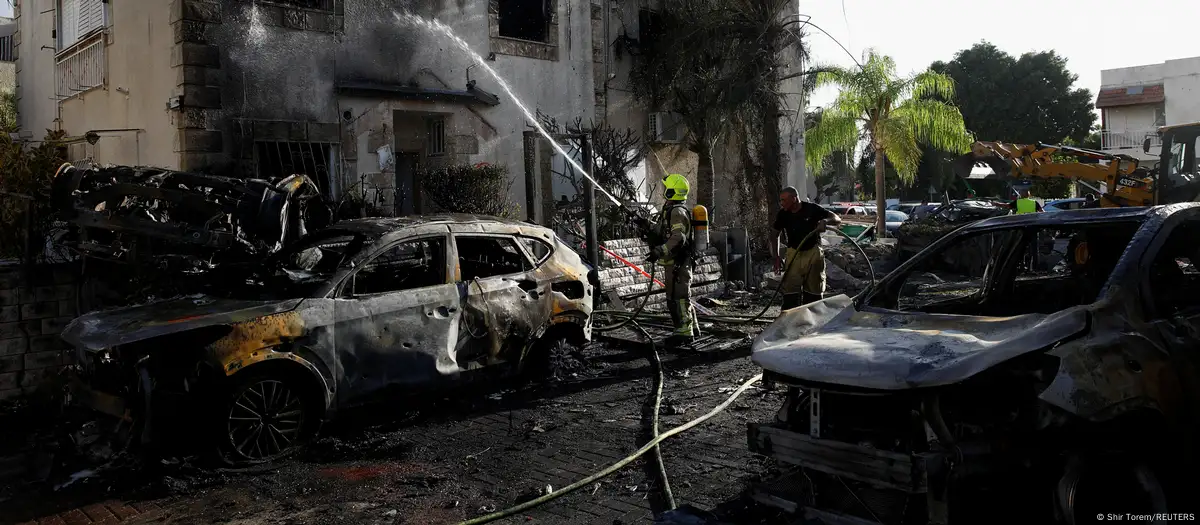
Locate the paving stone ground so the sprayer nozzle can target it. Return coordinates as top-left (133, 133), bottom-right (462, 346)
top-left (4, 342), bottom-right (788, 525)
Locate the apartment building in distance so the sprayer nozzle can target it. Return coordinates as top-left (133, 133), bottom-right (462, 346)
top-left (1097, 56), bottom-right (1200, 163)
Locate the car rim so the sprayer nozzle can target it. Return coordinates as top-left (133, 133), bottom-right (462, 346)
top-left (227, 379), bottom-right (305, 460)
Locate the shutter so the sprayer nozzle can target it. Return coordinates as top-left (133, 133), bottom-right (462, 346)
top-left (59, 0), bottom-right (80, 49)
top-left (77, 0), bottom-right (105, 39)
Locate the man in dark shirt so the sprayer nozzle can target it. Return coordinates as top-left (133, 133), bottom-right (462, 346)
top-left (770, 187), bottom-right (841, 310)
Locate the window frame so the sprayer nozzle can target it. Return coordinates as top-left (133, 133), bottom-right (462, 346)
top-left (863, 226), bottom-right (1023, 312)
top-left (336, 234), bottom-right (452, 298)
top-left (1138, 211), bottom-right (1200, 321)
top-left (56, 0), bottom-right (109, 54)
top-left (495, 0), bottom-right (551, 43)
top-left (427, 117), bottom-right (446, 157)
top-left (516, 235), bottom-right (554, 267)
top-left (452, 233), bottom-right (534, 282)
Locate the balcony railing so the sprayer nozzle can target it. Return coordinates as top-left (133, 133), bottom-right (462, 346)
top-left (1101, 129), bottom-right (1162, 151)
top-left (55, 32), bottom-right (106, 98)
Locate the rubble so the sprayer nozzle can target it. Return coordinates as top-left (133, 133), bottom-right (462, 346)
top-left (50, 164), bottom-right (330, 273)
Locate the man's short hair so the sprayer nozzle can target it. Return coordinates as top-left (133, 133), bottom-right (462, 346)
top-left (782, 186), bottom-right (799, 197)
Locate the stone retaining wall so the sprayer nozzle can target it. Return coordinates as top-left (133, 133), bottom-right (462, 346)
top-left (595, 238), bottom-right (724, 308)
top-left (0, 262), bottom-right (78, 402)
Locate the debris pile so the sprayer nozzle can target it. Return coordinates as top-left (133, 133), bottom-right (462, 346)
top-left (51, 164), bottom-right (331, 273)
top-left (896, 199), bottom-right (1008, 259)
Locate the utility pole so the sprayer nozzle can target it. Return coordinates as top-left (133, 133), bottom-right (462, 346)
top-left (581, 135), bottom-right (600, 269)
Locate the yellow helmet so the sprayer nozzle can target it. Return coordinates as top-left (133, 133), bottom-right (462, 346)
top-left (662, 173), bottom-right (689, 201)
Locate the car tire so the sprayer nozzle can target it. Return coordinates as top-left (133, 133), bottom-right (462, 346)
top-left (524, 333), bottom-right (585, 383)
top-left (212, 369), bottom-right (320, 467)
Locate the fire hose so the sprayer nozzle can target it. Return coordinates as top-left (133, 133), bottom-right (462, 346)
top-left (453, 372), bottom-right (763, 525)
top-left (452, 228), bottom-right (875, 524)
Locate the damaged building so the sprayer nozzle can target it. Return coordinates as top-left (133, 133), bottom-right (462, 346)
top-left (12, 0), bottom-right (814, 223)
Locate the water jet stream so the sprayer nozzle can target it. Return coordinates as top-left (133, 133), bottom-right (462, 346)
top-left (393, 11), bottom-right (625, 208)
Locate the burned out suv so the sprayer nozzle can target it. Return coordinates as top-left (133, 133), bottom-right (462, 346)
top-left (750, 204), bottom-right (1200, 524)
top-left (64, 216), bottom-right (596, 465)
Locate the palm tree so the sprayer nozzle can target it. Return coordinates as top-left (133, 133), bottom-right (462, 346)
top-left (806, 51), bottom-right (972, 234)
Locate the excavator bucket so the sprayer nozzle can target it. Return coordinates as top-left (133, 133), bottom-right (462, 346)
top-left (951, 148), bottom-right (1013, 181)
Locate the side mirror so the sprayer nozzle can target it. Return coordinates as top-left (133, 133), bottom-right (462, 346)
top-left (1143, 137), bottom-right (1152, 154)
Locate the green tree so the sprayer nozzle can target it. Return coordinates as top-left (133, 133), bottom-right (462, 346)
top-left (630, 0), bottom-right (813, 215)
top-left (930, 42), bottom-right (1095, 145)
top-left (806, 51), bottom-right (972, 233)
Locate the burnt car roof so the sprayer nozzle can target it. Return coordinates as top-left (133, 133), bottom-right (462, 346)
top-left (328, 214), bottom-right (542, 235)
top-left (963, 203), bottom-right (1200, 230)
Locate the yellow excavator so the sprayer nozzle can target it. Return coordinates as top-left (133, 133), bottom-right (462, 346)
top-left (952, 122), bottom-right (1200, 207)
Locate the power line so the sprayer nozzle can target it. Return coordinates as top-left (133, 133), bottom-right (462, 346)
top-left (796, 15), bottom-right (862, 69)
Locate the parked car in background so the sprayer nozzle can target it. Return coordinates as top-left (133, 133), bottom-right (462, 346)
top-left (884, 210), bottom-right (909, 234)
top-left (888, 203), bottom-right (923, 215)
top-left (826, 203), bottom-right (873, 217)
top-left (1044, 198), bottom-right (1087, 212)
top-left (63, 215), bottom-right (597, 465)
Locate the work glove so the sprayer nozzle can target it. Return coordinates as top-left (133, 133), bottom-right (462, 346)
top-left (647, 245), bottom-right (665, 264)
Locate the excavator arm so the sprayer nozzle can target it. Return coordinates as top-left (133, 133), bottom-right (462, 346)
top-left (952, 141), bottom-right (1156, 207)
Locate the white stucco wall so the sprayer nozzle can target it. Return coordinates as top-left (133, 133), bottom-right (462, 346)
top-left (14, 0), bottom-right (59, 138)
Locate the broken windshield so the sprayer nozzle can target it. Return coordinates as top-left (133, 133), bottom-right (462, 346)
top-left (868, 219), bottom-right (1143, 316)
top-left (207, 231), bottom-right (369, 300)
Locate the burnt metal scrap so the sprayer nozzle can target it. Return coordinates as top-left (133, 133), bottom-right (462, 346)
top-left (749, 204), bottom-right (1200, 524)
top-left (50, 163), bottom-right (331, 271)
top-left (61, 215), bottom-right (597, 466)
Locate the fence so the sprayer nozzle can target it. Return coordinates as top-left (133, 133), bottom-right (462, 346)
top-left (55, 32), bottom-right (106, 98)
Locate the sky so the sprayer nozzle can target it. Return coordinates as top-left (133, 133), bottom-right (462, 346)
top-left (801, 0), bottom-right (1197, 112)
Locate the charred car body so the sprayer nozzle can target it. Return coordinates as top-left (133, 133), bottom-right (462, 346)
top-left (63, 215), bottom-right (597, 465)
top-left (750, 204), bottom-right (1200, 524)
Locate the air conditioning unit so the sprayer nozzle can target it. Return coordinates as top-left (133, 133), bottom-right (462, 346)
top-left (648, 111), bottom-right (685, 143)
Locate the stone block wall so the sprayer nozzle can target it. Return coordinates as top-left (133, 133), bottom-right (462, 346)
top-left (596, 238), bottom-right (724, 308)
top-left (0, 262), bottom-right (77, 402)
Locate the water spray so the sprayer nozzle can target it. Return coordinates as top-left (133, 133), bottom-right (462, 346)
top-left (394, 12), bottom-right (625, 209)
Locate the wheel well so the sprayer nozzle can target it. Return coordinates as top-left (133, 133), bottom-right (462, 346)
top-left (539, 320), bottom-right (587, 346)
top-left (228, 359), bottom-right (331, 417)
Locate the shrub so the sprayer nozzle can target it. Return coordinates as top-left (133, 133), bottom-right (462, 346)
top-left (420, 163), bottom-right (520, 218)
top-left (0, 130), bottom-right (69, 259)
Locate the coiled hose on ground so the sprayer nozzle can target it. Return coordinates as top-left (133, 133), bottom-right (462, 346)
top-left (452, 228), bottom-right (875, 524)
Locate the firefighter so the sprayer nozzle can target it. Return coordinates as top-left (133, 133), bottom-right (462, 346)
top-left (646, 173), bottom-right (696, 347)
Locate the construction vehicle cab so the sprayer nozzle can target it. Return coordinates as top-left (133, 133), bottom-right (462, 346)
top-left (1145, 122), bottom-right (1200, 205)
top-left (952, 122), bottom-right (1200, 208)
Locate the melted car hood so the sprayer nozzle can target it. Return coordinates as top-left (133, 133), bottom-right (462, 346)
top-left (752, 295), bottom-right (1089, 390)
top-left (62, 295), bottom-right (303, 352)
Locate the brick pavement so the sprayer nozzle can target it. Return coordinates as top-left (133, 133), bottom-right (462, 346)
top-left (8, 347), bottom-right (778, 525)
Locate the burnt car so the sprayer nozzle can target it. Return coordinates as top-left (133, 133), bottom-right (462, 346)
top-left (749, 204), bottom-right (1200, 524)
top-left (63, 215), bottom-right (596, 465)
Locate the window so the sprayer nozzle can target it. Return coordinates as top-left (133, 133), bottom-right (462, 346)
top-left (497, 0), bottom-right (549, 42)
top-left (1154, 105), bottom-right (1167, 127)
top-left (351, 238), bottom-right (447, 296)
top-left (427, 118), bottom-right (445, 157)
top-left (456, 236), bottom-right (531, 281)
top-left (255, 141), bottom-right (335, 196)
top-left (57, 0), bottom-right (107, 51)
top-left (889, 230), bottom-right (1015, 312)
top-left (519, 236), bottom-right (553, 266)
top-left (1147, 221), bottom-right (1200, 318)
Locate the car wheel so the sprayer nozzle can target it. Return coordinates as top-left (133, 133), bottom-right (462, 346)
top-left (215, 371), bottom-right (318, 466)
top-left (524, 333), bottom-right (585, 382)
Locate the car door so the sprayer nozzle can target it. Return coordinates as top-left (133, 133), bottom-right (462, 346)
top-left (448, 229), bottom-right (542, 369)
top-left (1136, 211), bottom-right (1200, 455)
top-left (330, 227), bottom-right (461, 406)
